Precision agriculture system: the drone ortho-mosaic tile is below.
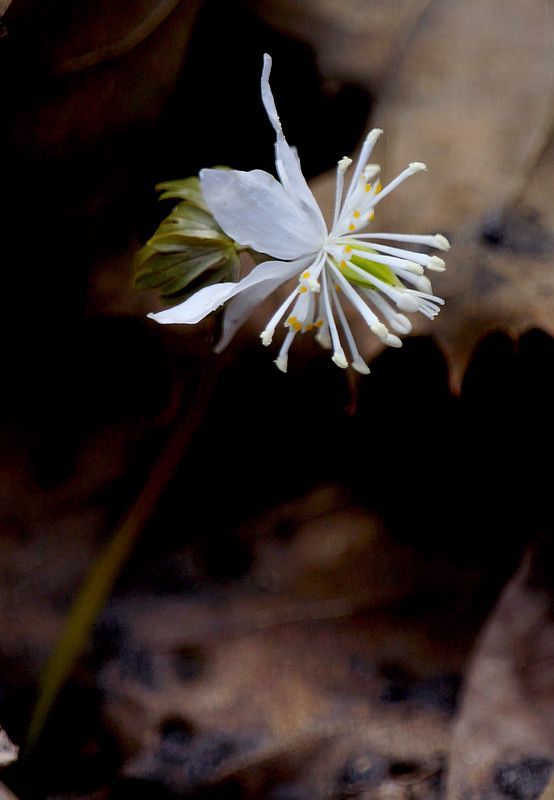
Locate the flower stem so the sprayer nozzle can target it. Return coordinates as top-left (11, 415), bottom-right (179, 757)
top-left (26, 358), bottom-right (222, 749)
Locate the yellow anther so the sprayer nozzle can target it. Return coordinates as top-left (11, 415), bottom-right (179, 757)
top-left (335, 284), bottom-right (341, 292)
top-left (305, 324), bottom-right (314, 332)
top-left (340, 260), bottom-right (347, 268)
top-left (287, 315), bottom-right (302, 332)
top-left (365, 183), bottom-right (372, 193)
top-left (348, 224), bottom-right (356, 231)
top-left (344, 245), bottom-right (352, 253)
top-left (376, 181), bottom-right (382, 193)
top-left (368, 210), bottom-right (375, 221)
top-left (299, 286), bottom-right (308, 294)
top-left (353, 210), bottom-right (361, 219)
top-left (314, 319), bottom-right (324, 328)
top-left (301, 271), bottom-right (311, 279)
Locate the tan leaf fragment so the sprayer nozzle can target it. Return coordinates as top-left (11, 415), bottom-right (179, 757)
top-left (0, 727), bottom-right (17, 769)
top-left (0, 782), bottom-right (20, 800)
top-left (447, 558), bottom-right (554, 800)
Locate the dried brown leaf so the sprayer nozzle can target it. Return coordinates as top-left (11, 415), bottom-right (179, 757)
top-left (100, 485), bottom-right (476, 797)
top-left (447, 557), bottom-right (554, 800)
top-left (306, 0), bottom-right (554, 388)
top-left (249, 0), bottom-right (434, 87)
top-left (5, 0), bottom-right (203, 156)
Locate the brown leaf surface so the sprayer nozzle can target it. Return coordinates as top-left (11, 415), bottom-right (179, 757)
top-left (99, 484), bottom-right (480, 798)
top-left (4, 0), bottom-right (192, 74)
top-left (3, 0), bottom-right (202, 156)
top-left (303, 0), bottom-right (554, 389)
top-left (249, 0), bottom-right (434, 87)
top-left (447, 557), bottom-right (554, 800)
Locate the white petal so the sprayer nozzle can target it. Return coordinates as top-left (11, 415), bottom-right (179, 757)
top-left (150, 257), bottom-right (309, 330)
top-left (260, 54), bottom-right (283, 136)
top-left (200, 168), bottom-right (321, 260)
top-left (214, 256), bottom-right (313, 352)
top-left (261, 54), bottom-right (327, 236)
top-left (321, 267), bottom-right (347, 367)
top-left (148, 282), bottom-right (237, 325)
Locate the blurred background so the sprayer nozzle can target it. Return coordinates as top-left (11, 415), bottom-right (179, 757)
top-left (1, 0), bottom-right (554, 798)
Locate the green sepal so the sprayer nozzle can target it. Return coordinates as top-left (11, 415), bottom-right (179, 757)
top-left (155, 177), bottom-right (207, 210)
top-left (135, 175), bottom-right (243, 303)
top-left (135, 250), bottom-right (230, 292)
top-left (136, 247), bottom-right (223, 274)
top-left (148, 229), bottom-right (231, 250)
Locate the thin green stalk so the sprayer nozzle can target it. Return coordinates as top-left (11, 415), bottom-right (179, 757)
top-left (27, 361), bottom-right (221, 748)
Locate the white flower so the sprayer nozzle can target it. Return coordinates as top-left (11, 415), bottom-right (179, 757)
top-left (149, 54), bottom-right (450, 374)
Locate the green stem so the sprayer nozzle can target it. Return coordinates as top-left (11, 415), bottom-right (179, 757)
top-left (26, 360), bottom-right (221, 748)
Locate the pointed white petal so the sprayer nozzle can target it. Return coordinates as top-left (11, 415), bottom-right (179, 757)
top-left (148, 282), bottom-right (237, 325)
top-left (260, 55), bottom-right (281, 132)
top-left (215, 256), bottom-right (313, 352)
top-left (261, 54), bottom-right (327, 236)
top-left (200, 168), bottom-right (321, 260)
